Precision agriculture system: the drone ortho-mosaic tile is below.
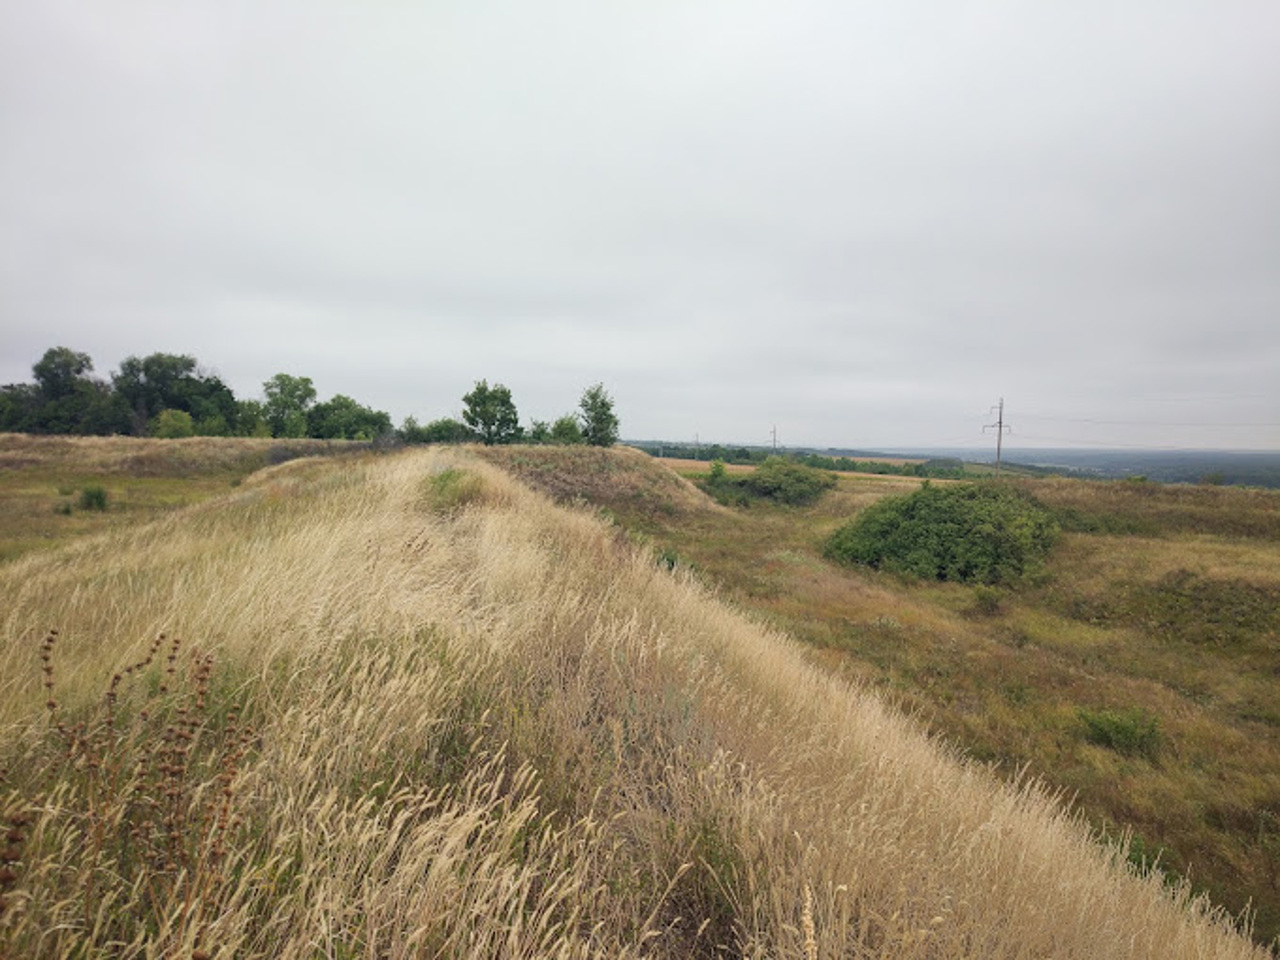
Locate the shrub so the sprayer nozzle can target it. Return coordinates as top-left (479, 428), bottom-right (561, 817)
top-left (969, 585), bottom-right (1003, 617)
top-left (550, 415), bottom-right (584, 445)
top-left (78, 485), bottom-right (109, 511)
top-left (150, 408), bottom-right (196, 439)
top-left (824, 482), bottom-right (1058, 584)
top-left (740, 457), bottom-right (837, 505)
top-left (1079, 707), bottom-right (1162, 760)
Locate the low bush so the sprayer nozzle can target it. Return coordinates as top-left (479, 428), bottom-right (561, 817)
top-left (701, 456), bottom-right (837, 507)
top-left (824, 482), bottom-right (1059, 584)
top-left (969, 584), bottom-right (1004, 617)
top-left (78, 485), bottom-right (109, 511)
top-left (1079, 707), bottom-right (1162, 760)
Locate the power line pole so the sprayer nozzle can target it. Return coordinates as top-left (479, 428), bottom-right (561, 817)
top-left (984, 398), bottom-right (1011, 477)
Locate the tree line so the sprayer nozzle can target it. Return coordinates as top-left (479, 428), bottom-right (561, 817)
top-left (0, 346), bottom-right (619, 447)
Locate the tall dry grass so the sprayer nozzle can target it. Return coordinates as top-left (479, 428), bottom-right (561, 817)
top-left (0, 448), bottom-right (1269, 957)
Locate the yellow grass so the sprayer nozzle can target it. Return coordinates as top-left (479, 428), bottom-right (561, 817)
top-left (0, 445), bottom-right (1270, 957)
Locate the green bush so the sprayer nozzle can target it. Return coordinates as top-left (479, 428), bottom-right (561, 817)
top-left (1079, 707), bottom-right (1162, 760)
top-left (739, 457), bottom-right (837, 505)
top-left (969, 584), bottom-right (1003, 617)
top-left (824, 482), bottom-right (1058, 584)
top-left (78, 485), bottom-right (109, 511)
top-left (150, 408), bottom-right (196, 438)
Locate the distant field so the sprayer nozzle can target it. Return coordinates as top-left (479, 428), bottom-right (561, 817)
top-left (0, 435), bottom-right (1268, 957)
top-left (661, 456), bottom-right (755, 474)
top-left (659, 456), bottom-right (930, 477)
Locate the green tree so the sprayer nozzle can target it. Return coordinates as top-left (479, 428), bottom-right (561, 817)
top-left (399, 416), bottom-right (477, 444)
top-left (262, 374), bottom-right (317, 438)
top-left (112, 353), bottom-right (237, 435)
top-left (578, 383), bottom-right (618, 447)
top-left (22, 347), bottom-right (129, 435)
top-left (527, 419), bottom-right (552, 444)
top-left (307, 394), bottom-right (392, 440)
top-left (150, 408), bottom-right (196, 438)
top-left (33, 347), bottom-right (93, 400)
top-left (234, 399), bottom-right (271, 437)
top-left (461, 380), bottom-right (521, 445)
top-left (550, 414), bottom-right (584, 445)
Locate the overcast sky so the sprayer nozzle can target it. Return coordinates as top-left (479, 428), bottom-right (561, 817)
top-left (2, 2), bottom-right (1278, 451)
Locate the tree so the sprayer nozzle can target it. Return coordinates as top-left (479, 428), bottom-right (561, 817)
top-left (113, 353), bottom-right (197, 434)
top-left (33, 347), bottom-right (93, 401)
top-left (527, 420), bottom-right (552, 444)
top-left (578, 383), bottom-right (618, 447)
top-left (262, 374), bottom-right (317, 438)
top-left (0, 383), bottom-right (39, 433)
top-left (112, 353), bottom-right (236, 435)
top-left (307, 394), bottom-right (393, 440)
top-left (25, 347), bottom-right (128, 435)
top-left (234, 399), bottom-right (271, 437)
top-left (399, 416), bottom-right (476, 444)
top-left (550, 414), bottom-right (583, 445)
top-left (461, 380), bottom-right (521, 445)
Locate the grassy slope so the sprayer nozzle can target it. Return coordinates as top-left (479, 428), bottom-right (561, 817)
top-left (484, 445), bottom-right (1280, 950)
top-left (0, 432), bottom-right (370, 563)
top-left (0, 437), bottom-right (1270, 957)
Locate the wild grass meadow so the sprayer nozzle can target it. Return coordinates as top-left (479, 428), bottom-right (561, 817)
top-left (0, 435), bottom-right (1272, 957)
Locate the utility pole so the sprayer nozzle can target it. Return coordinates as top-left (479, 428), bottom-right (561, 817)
top-left (984, 398), bottom-right (1011, 477)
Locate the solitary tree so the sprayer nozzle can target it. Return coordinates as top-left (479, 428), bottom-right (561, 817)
top-left (578, 383), bottom-right (619, 447)
top-left (461, 380), bottom-right (521, 445)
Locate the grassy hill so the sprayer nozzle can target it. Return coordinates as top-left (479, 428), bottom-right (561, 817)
top-left (0, 435), bottom-right (1272, 957)
top-left (483, 446), bottom-right (1280, 948)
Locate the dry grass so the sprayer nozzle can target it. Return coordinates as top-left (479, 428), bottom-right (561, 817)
top-left (0, 443), bottom-right (1271, 957)
top-left (0, 432), bottom-right (372, 566)
top-left (567, 454), bottom-right (1280, 948)
top-left (0, 432), bottom-right (362, 477)
top-left (476, 444), bottom-right (722, 522)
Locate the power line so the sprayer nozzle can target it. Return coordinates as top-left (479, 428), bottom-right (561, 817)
top-left (1018, 415), bottom-right (1278, 428)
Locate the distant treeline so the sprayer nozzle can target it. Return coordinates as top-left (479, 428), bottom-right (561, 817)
top-left (0, 346), bottom-right (394, 441)
top-left (1, 346), bottom-right (619, 448)
top-left (635, 443), bottom-right (968, 479)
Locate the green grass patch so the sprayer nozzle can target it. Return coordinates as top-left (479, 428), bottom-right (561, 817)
top-left (1079, 707), bottom-right (1162, 760)
top-left (423, 467), bottom-right (486, 512)
top-left (1061, 570), bottom-right (1280, 646)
